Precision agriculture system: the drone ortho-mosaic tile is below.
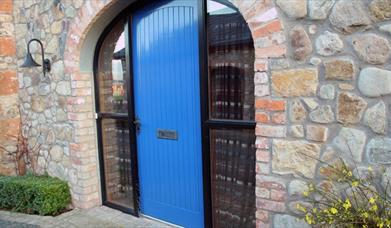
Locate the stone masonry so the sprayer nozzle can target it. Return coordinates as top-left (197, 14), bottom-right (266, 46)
top-left (0, 0), bottom-right (390, 227)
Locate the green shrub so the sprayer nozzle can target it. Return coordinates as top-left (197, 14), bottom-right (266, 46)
top-left (0, 175), bottom-right (71, 215)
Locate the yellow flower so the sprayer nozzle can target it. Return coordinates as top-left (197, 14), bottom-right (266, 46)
top-left (362, 212), bottom-right (369, 218)
top-left (347, 171), bottom-right (353, 177)
top-left (370, 204), bottom-right (378, 211)
top-left (305, 213), bottom-right (314, 225)
top-left (352, 181), bottom-right (359, 187)
top-left (296, 203), bottom-right (307, 213)
top-left (343, 199), bottom-right (351, 210)
top-left (330, 207), bottom-right (338, 214)
top-left (368, 166), bottom-right (373, 172)
top-left (369, 197), bottom-right (375, 204)
top-left (303, 191), bottom-right (309, 197)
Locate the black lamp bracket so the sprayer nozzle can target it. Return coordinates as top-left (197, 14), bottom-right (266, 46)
top-left (27, 39), bottom-right (51, 76)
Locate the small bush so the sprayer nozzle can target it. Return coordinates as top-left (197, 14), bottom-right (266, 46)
top-left (0, 175), bottom-right (71, 215)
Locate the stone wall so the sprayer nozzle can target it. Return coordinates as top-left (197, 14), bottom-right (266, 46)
top-left (230, 0), bottom-right (391, 227)
top-left (0, 0), bottom-right (19, 175)
top-left (0, 0), bottom-right (390, 227)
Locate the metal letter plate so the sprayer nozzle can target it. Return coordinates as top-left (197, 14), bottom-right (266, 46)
top-left (157, 129), bottom-right (178, 140)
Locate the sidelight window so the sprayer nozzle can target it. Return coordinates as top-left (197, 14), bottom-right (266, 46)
top-left (206, 1), bottom-right (256, 227)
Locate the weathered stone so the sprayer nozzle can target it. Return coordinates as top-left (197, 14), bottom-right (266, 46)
top-left (272, 68), bottom-right (318, 97)
top-left (306, 125), bottom-right (328, 142)
top-left (275, 0), bottom-right (307, 18)
top-left (339, 83), bottom-right (354, 91)
top-left (321, 146), bottom-right (337, 162)
top-left (364, 101), bottom-right (386, 134)
top-left (308, 25), bottom-right (317, 34)
top-left (273, 214), bottom-right (310, 228)
top-left (369, 0), bottom-right (391, 21)
top-left (358, 67), bottom-right (391, 97)
top-left (379, 24), bottom-right (391, 35)
top-left (333, 127), bottom-right (366, 162)
top-left (50, 145), bottom-right (63, 162)
top-left (289, 125), bottom-right (304, 138)
top-left (302, 98), bottom-right (318, 110)
top-left (289, 100), bottom-right (307, 123)
top-left (352, 34), bottom-right (390, 64)
top-left (290, 26), bottom-right (312, 61)
top-left (324, 58), bottom-right (354, 80)
top-left (309, 57), bottom-right (321, 66)
top-left (288, 201), bottom-right (313, 216)
top-left (0, 94), bottom-right (18, 120)
top-left (31, 96), bottom-right (46, 113)
top-left (319, 84), bottom-right (335, 100)
top-left (329, 0), bottom-right (371, 34)
top-left (337, 92), bottom-right (367, 124)
top-left (51, 60), bottom-right (64, 81)
top-left (56, 108), bottom-right (67, 122)
top-left (315, 31), bottom-right (344, 56)
top-left (56, 81), bottom-right (71, 96)
top-left (308, 0), bottom-right (335, 20)
top-left (272, 140), bottom-right (321, 178)
top-left (54, 125), bottom-right (73, 141)
top-left (367, 137), bottom-right (391, 164)
top-left (288, 179), bottom-right (308, 196)
top-left (38, 83), bottom-right (50, 96)
top-left (46, 37), bottom-right (58, 54)
top-left (309, 105), bottom-right (335, 123)
top-left (382, 167), bottom-right (391, 197)
top-left (48, 162), bottom-right (66, 179)
top-left (50, 21), bottom-right (62, 34)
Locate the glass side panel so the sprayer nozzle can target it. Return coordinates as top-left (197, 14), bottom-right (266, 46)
top-left (210, 128), bottom-right (256, 228)
top-left (207, 0), bottom-right (255, 121)
top-left (101, 119), bottom-right (133, 209)
top-left (97, 20), bottom-right (128, 114)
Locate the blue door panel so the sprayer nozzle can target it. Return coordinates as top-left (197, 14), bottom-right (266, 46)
top-left (132, 1), bottom-right (203, 227)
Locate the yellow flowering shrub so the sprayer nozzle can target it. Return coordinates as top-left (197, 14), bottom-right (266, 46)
top-left (301, 159), bottom-right (391, 227)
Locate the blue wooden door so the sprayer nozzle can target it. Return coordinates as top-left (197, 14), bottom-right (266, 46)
top-left (132, 1), bottom-right (204, 227)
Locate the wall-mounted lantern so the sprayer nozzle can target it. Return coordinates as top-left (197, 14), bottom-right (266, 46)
top-left (20, 39), bottom-right (51, 77)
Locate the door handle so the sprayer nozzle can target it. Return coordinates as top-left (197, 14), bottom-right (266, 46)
top-left (133, 117), bottom-right (141, 133)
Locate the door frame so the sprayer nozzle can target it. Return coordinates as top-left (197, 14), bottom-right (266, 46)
top-left (93, 1), bottom-right (250, 227)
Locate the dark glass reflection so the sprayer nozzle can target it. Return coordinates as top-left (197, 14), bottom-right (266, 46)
top-left (97, 22), bottom-right (128, 113)
top-left (101, 119), bottom-right (133, 208)
top-left (207, 0), bottom-right (255, 121)
top-left (210, 129), bottom-right (256, 228)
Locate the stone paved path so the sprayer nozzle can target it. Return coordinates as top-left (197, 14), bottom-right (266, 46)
top-left (0, 206), bottom-right (173, 228)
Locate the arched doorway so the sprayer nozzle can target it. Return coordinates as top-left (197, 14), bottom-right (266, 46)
top-left (94, 1), bottom-right (255, 227)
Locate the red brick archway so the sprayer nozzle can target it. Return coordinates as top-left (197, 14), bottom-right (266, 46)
top-left (65, 1), bottom-right (287, 226)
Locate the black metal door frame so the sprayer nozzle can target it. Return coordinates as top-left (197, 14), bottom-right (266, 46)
top-left (93, 1), bottom-right (255, 227)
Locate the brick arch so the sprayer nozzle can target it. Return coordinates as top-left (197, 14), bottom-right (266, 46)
top-left (230, 1), bottom-right (288, 227)
top-left (65, 0), bottom-right (288, 224)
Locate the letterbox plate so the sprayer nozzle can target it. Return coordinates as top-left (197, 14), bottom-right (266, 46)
top-left (157, 129), bottom-right (178, 140)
